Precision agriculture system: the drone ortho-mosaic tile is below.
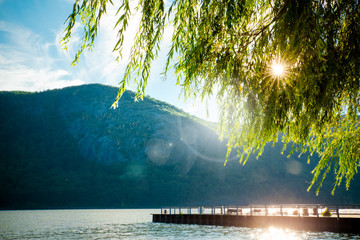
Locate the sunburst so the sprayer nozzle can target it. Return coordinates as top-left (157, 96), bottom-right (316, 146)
top-left (271, 62), bottom-right (285, 78)
top-left (265, 58), bottom-right (290, 88)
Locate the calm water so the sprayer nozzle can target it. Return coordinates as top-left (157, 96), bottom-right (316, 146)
top-left (0, 209), bottom-right (359, 239)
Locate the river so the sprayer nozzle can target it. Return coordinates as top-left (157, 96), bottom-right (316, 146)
top-left (0, 209), bottom-right (359, 239)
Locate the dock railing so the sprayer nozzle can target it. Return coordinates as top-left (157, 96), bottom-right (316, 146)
top-left (160, 204), bottom-right (360, 218)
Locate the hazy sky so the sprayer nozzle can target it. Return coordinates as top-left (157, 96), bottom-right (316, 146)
top-left (0, 0), bottom-right (219, 122)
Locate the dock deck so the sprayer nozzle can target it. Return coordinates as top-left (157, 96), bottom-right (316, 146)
top-left (152, 204), bottom-right (360, 234)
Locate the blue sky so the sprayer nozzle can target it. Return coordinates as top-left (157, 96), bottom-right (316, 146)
top-left (0, 0), bottom-right (219, 122)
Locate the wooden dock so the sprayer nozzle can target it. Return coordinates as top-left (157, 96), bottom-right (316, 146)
top-left (152, 205), bottom-right (360, 234)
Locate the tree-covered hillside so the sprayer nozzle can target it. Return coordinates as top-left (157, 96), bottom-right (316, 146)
top-left (0, 84), bottom-right (359, 209)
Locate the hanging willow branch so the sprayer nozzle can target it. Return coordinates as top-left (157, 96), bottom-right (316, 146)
top-left (61, 0), bottom-right (360, 194)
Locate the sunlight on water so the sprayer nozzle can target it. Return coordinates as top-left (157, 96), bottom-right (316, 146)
top-left (261, 227), bottom-right (300, 240)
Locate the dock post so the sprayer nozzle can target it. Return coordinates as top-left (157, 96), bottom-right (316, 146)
top-left (265, 204), bottom-right (268, 216)
top-left (280, 205), bottom-right (283, 216)
top-left (250, 205), bottom-right (252, 216)
top-left (170, 208), bottom-right (172, 214)
top-left (189, 207), bottom-right (191, 215)
top-left (337, 205), bottom-right (340, 218)
top-left (179, 207), bottom-right (181, 214)
top-left (237, 206), bottom-right (239, 216)
top-left (316, 206), bottom-right (319, 217)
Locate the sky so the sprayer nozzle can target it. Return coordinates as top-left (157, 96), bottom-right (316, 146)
top-left (0, 0), bottom-right (219, 122)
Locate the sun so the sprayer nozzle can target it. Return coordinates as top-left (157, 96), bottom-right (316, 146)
top-left (271, 62), bottom-right (285, 77)
top-left (264, 58), bottom-right (290, 88)
top-left (267, 58), bottom-right (289, 83)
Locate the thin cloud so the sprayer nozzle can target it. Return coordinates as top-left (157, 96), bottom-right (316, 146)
top-left (56, 1), bottom-right (174, 89)
top-left (0, 20), bottom-right (84, 91)
top-left (56, 1), bottom-right (133, 87)
top-left (0, 66), bottom-right (83, 91)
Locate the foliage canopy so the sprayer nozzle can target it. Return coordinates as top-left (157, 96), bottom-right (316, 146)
top-left (61, 0), bottom-right (360, 194)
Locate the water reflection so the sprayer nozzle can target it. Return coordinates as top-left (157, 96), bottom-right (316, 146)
top-left (261, 227), bottom-right (300, 240)
top-left (1, 210), bottom-right (360, 240)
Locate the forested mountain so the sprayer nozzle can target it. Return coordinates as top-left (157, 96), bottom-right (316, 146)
top-left (0, 84), bottom-right (359, 209)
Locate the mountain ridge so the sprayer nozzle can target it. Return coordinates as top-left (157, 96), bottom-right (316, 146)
top-left (0, 84), bottom-right (359, 209)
